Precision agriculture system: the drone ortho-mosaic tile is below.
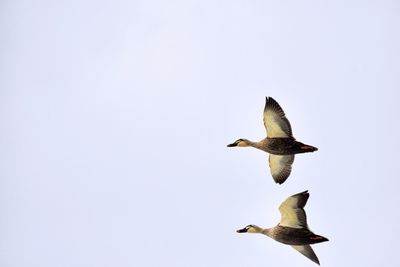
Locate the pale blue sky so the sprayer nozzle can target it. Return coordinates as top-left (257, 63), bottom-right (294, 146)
top-left (1, 0), bottom-right (400, 266)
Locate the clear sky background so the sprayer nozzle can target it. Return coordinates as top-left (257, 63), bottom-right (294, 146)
top-left (1, 0), bottom-right (400, 266)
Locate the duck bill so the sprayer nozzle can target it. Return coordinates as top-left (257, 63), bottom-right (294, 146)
top-left (236, 227), bottom-right (248, 233)
top-left (227, 143), bottom-right (237, 147)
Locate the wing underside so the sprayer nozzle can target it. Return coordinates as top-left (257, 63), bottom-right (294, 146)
top-left (278, 191), bottom-right (309, 229)
top-left (263, 97), bottom-right (293, 138)
top-left (291, 245), bottom-right (320, 265)
top-left (268, 154), bottom-right (295, 184)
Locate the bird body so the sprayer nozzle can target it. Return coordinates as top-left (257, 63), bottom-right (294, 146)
top-left (236, 137), bottom-right (317, 155)
top-left (227, 97), bottom-right (317, 184)
top-left (263, 226), bottom-right (328, 246)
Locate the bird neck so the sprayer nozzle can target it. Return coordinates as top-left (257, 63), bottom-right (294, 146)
top-left (242, 139), bottom-right (262, 149)
top-left (247, 139), bottom-right (268, 151)
top-left (261, 227), bottom-right (273, 237)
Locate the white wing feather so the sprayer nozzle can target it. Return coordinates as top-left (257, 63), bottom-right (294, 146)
top-left (279, 191), bottom-right (309, 229)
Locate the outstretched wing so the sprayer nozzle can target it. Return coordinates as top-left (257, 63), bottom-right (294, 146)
top-left (268, 154), bottom-right (295, 184)
top-left (291, 245), bottom-right (320, 265)
top-left (263, 97), bottom-right (293, 138)
top-left (278, 190), bottom-right (309, 229)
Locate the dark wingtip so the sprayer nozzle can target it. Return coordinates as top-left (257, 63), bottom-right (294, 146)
top-left (273, 175), bottom-right (289, 185)
top-left (299, 190), bottom-right (309, 198)
top-left (227, 143), bottom-right (237, 147)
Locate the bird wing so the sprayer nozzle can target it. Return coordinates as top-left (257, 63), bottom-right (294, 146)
top-left (278, 190), bottom-right (309, 229)
top-left (263, 97), bottom-right (293, 138)
top-left (268, 154), bottom-right (295, 184)
top-left (291, 245), bottom-right (320, 265)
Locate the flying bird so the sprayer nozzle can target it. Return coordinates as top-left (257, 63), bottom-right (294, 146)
top-left (236, 190), bottom-right (328, 265)
top-left (227, 97), bottom-right (317, 184)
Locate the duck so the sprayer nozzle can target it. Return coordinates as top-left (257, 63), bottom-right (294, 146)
top-left (227, 97), bottom-right (317, 184)
top-left (236, 190), bottom-right (328, 265)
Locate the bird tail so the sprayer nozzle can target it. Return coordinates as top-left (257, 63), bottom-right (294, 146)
top-left (309, 234), bottom-right (329, 244)
top-left (296, 142), bottom-right (318, 153)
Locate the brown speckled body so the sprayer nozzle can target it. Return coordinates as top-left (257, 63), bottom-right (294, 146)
top-left (265, 226), bottom-right (328, 246)
top-left (253, 138), bottom-right (317, 155)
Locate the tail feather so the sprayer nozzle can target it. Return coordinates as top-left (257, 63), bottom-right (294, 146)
top-left (297, 142), bottom-right (318, 153)
top-left (309, 234), bottom-right (329, 244)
